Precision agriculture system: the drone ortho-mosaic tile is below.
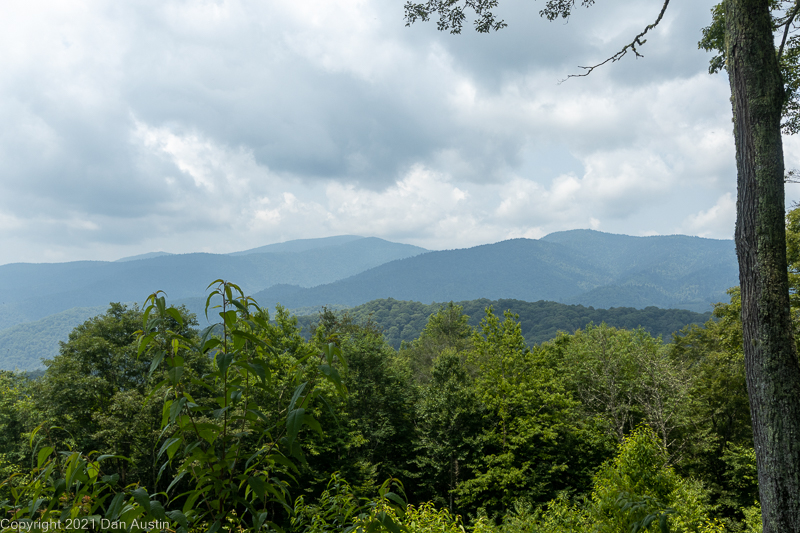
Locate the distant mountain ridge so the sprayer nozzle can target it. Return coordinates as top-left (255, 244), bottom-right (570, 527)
top-left (115, 251), bottom-right (174, 262)
top-left (229, 235), bottom-right (365, 256)
top-left (0, 230), bottom-right (739, 371)
top-left (0, 236), bottom-right (428, 331)
top-left (250, 231), bottom-right (737, 313)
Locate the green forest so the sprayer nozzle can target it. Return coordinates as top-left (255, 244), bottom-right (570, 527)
top-left (5, 210), bottom-right (800, 533)
top-left (293, 299), bottom-right (711, 349)
top-left (0, 281), bottom-right (763, 533)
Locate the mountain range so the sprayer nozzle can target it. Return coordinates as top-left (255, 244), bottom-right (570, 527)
top-left (248, 231), bottom-right (737, 313)
top-left (0, 236), bottom-right (426, 331)
top-left (0, 230), bottom-right (739, 370)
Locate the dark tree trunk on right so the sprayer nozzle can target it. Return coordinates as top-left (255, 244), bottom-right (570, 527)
top-left (725, 0), bottom-right (800, 530)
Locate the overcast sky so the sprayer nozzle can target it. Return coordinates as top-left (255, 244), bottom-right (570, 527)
top-left (2, 0), bottom-right (798, 264)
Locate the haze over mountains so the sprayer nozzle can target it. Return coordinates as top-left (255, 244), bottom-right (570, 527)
top-left (0, 236), bottom-right (425, 331)
top-left (0, 230), bottom-right (739, 370)
top-left (250, 230), bottom-right (737, 313)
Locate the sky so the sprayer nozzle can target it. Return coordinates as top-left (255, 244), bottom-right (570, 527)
top-left (2, 0), bottom-right (799, 265)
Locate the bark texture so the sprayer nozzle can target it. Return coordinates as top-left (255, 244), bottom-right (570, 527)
top-left (726, 0), bottom-right (800, 530)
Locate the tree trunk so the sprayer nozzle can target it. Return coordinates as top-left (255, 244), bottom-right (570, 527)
top-left (726, 0), bottom-right (800, 530)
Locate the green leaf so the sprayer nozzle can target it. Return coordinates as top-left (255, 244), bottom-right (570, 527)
top-left (166, 471), bottom-right (187, 495)
top-left (318, 364), bottom-right (345, 394)
top-left (165, 307), bottom-right (184, 327)
top-left (286, 408), bottom-right (305, 446)
top-left (248, 476), bottom-right (268, 499)
top-left (216, 351), bottom-right (234, 376)
top-left (37, 446), bottom-right (54, 468)
top-left (168, 366), bottom-right (184, 386)
top-left (31, 498), bottom-right (45, 517)
top-left (169, 397), bottom-right (187, 424)
top-left (166, 510), bottom-right (189, 532)
top-left (254, 512), bottom-right (269, 532)
top-left (195, 422), bottom-right (222, 444)
top-left (201, 337), bottom-right (222, 354)
top-left (288, 382), bottom-right (307, 412)
top-left (302, 414), bottom-right (323, 436)
top-left (230, 329), bottom-right (272, 350)
top-left (138, 333), bottom-right (156, 358)
top-left (65, 455), bottom-right (87, 489)
top-left (659, 514), bottom-right (669, 533)
top-left (376, 512), bottom-right (404, 533)
top-left (157, 460), bottom-right (169, 483)
top-left (268, 453), bottom-right (299, 473)
top-left (149, 500), bottom-right (167, 520)
top-left (106, 492), bottom-right (126, 520)
top-left (158, 438), bottom-right (182, 461)
top-left (132, 487), bottom-right (151, 514)
top-left (149, 350), bottom-right (167, 377)
top-left (384, 492), bottom-right (406, 509)
top-left (155, 295), bottom-right (166, 315)
top-left (204, 290), bottom-right (219, 321)
top-left (146, 379), bottom-right (170, 403)
top-left (101, 473), bottom-right (120, 485)
top-left (221, 309), bottom-right (238, 330)
top-left (29, 425), bottom-right (42, 448)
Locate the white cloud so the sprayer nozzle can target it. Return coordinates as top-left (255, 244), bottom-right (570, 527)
top-left (0, 0), bottom-right (755, 265)
top-left (680, 193), bottom-right (736, 239)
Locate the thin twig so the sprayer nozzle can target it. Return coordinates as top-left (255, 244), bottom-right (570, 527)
top-left (561, 0), bottom-right (671, 82)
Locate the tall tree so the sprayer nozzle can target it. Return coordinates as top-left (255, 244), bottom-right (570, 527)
top-left (725, 2), bottom-right (800, 529)
top-left (403, 0), bottom-right (800, 529)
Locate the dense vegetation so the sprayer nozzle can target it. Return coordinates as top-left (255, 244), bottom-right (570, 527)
top-left (0, 280), bottom-right (762, 532)
top-left (294, 298), bottom-right (711, 348)
top-left (0, 297), bottom-right (711, 372)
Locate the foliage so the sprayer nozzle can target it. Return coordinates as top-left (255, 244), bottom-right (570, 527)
top-left (23, 303), bottom-right (206, 490)
top-left (292, 473), bottom-right (409, 533)
top-left (671, 289), bottom-right (757, 530)
top-left (296, 298), bottom-right (712, 351)
top-left (521, 426), bottom-right (717, 533)
top-left (411, 349), bottom-right (484, 511)
top-left (742, 502), bottom-right (763, 533)
top-left (589, 426), bottom-right (711, 533)
top-left (303, 309), bottom-right (418, 500)
top-left (785, 206), bottom-right (800, 315)
top-left (0, 282), bottom-right (406, 533)
top-left (397, 302), bottom-right (472, 384)
top-left (0, 278), bottom-right (770, 532)
top-left (699, 1), bottom-right (800, 135)
top-left (545, 324), bottom-right (693, 458)
top-left (454, 309), bottom-right (580, 517)
top-left (133, 281), bottom-right (351, 531)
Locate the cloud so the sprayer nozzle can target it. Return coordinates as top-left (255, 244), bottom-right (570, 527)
top-left (680, 193), bottom-right (736, 239)
top-left (0, 0), bottom-right (755, 264)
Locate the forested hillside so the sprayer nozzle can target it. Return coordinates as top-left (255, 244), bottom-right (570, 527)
top-left (294, 298), bottom-right (712, 348)
top-left (253, 231), bottom-right (736, 313)
top-left (0, 305), bottom-right (107, 371)
top-left (0, 297), bottom-right (710, 371)
top-left (0, 283), bottom-right (759, 532)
